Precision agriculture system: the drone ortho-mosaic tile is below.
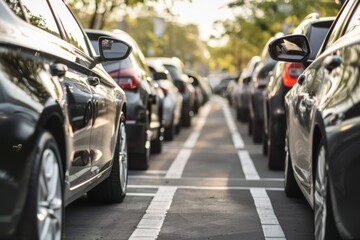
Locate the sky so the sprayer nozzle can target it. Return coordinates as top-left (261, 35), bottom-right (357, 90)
top-left (164, 0), bottom-right (236, 43)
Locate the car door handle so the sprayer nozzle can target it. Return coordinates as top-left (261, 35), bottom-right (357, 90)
top-left (88, 76), bottom-right (100, 86)
top-left (323, 55), bottom-right (342, 73)
top-left (50, 63), bottom-right (68, 78)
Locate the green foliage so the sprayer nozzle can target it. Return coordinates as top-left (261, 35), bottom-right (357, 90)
top-left (213, 0), bottom-right (341, 71)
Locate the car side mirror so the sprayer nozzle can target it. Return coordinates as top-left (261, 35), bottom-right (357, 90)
top-left (268, 34), bottom-right (310, 62)
top-left (99, 37), bottom-right (132, 61)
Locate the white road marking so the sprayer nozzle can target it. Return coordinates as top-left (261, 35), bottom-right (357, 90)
top-left (250, 188), bottom-right (285, 239)
top-left (129, 170), bottom-right (168, 175)
top-left (184, 104), bottom-right (211, 148)
top-left (129, 187), bottom-right (177, 240)
top-left (129, 175), bottom-right (284, 181)
top-left (223, 105), bottom-right (245, 148)
top-left (164, 149), bottom-right (192, 179)
top-left (127, 193), bottom-right (156, 197)
top-left (128, 185), bottom-right (283, 191)
top-left (165, 104), bottom-right (211, 179)
top-left (238, 150), bottom-right (260, 180)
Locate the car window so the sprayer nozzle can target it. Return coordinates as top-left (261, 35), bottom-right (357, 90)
top-left (16, 0), bottom-right (60, 37)
top-left (164, 64), bottom-right (181, 80)
top-left (4, 0), bottom-right (26, 20)
top-left (307, 25), bottom-right (332, 59)
top-left (322, 1), bottom-right (355, 51)
top-left (344, 3), bottom-right (360, 34)
top-left (49, 0), bottom-right (90, 55)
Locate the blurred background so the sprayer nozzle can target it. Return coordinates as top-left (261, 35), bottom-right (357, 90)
top-left (68, 0), bottom-right (340, 77)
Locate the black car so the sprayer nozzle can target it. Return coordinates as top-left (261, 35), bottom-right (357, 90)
top-left (232, 56), bottom-right (261, 123)
top-left (263, 15), bottom-right (334, 170)
top-left (269, 0), bottom-right (360, 238)
top-left (87, 29), bottom-right (164, 170)
top-left (0, 0), bottom-right (131, 239)
top-left (248, 36), bottom-right (280, 143)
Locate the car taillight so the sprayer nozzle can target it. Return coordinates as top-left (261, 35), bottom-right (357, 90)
top-left (283, 63), bottom-right (303, 88)
top-left (114, 76), bottom-right (140, 89)
top-left (160, 87), bottom-right (168, 96)
top-left (178, 84), bottom-right (186, 93)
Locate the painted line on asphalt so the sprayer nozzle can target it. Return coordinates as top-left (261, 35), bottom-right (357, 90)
top-left (250, 188), bottom-right (286, 240)
top-left (129, 187), bottom-right (177, 240)
top-left (184, 103), bottom-right (211, 148)
top-left (128, 185), bottom-right (283, 191)
top-left (223, 104), bottom-right (244, 148)
top-left (165, 104), bottom-right (211, 179)
top-left (129, 175), bottom-right (284, 181)
top-left (127, 193), bottom-right (156, 197)
top-left (238, 150), bottom-right (260, 180)
top-left (164, 149), bottom-right (192, 179)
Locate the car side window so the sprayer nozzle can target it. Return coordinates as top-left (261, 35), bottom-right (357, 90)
top-left (4, 0), bottom-right (26, 20)
top-left (16, 0), bottom-right (60, 37)
top-left (322, 1), bottom-right (355, 51)
top-left (344, 3), bottom-right (360, 34)
top-left (49, 0), bottom-right (90, 56)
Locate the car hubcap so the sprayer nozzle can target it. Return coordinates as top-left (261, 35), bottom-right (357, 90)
top-left (119, 120), bottom-right (128, 193)
top-left (38, 148), bottom-right (62, 240)
top-left (314, 145), bottom-right (326, 240)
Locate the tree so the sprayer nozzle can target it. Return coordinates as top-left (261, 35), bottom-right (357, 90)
top-left (211, 0), bottom-right (341, 71)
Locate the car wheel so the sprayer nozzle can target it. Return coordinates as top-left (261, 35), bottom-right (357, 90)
top-left (151, 125), bottom-right (163, 154)
top-left (268, 124), bottom-right (285, 170)
top-left (314, 142), bottom-right (340, 240)
top-left (88, 112), bottom-right (128, 203)
top-left (164, 117), bottom-right (175, 141)
top-left (284, 132), bottom-right (302, 198)
top-left (182, 101), bottom-right (192, 127)
top-left (248, 117), bottom-right (253, 135)
top-left (262, 131), bottom-right (268, 156)
top-left (252, 120), bottom-right (263, 143)
top-left (19, 132), bottom-right (63, 240)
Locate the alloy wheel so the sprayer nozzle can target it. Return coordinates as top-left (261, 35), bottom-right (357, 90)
top-left (37, 148), bottom-right (63, 240)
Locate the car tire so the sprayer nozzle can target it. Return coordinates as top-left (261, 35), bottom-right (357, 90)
top-left (151, 126), bottom-right (163, 154)
top-left (87, 112), bottom-right (128, 203)
top-left (164, 117), bottom-right (175, 141)
top-left (248, 117), bottom-right (253, 135)
top-left (314, 142), bottom-right (340, 240)
top-left (262, 131), bottom-right (268, 156)
top-left (268, 124), bottom-right (285, 170)
top-left (284, 132), bottom-right (302, 198)
top-left (19, 131), bottom-right (64, 240)
top-left (252, 120), bottom-right (263, 143)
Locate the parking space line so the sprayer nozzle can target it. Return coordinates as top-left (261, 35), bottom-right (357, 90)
top-left (238, 150), bottom-right (260, 180)
top-left (128, 185), bottom-right (283, 191)
top-left (184, 103), bottom-right (211, 148)
top-left (250, 188), bottom-right (285, 239)
top-left (164, 149), bottom-right (192, 179)
top-left (129, 187), bottom-right (177, 240)
top-left (127, 193), bottom-right (157, 197)
top-left (223, 105), bottom-right (244, 148)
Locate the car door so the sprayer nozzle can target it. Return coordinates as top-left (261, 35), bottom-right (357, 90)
top-left (19, 0), bottom-right (94, 189)
top-left (49, 0), bottom-right (118, 178)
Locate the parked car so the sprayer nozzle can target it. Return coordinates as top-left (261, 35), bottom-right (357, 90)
top-left (213, 75), bottom-right (239, 98)
top-left (0, 1), bottom-right (132, 239)
top-left (269, 0), bottom-right (360, 238)
top-left (147, 58), bottom-right (183, 140)
top-left (186, 69), bottom-right (212, 113)
top-left (248, 35), bottom-right (280, 143)
top-left (263, 15), bottom-right (334, 170)
top-left (150, 57), bottom-right (195, 127)
top-left (86, 29), bottom-right (164, 169)
top-left (232, 56), bottom-right (261, 123)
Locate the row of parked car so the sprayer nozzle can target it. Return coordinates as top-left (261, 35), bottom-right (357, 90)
top-left (226, 1), bottom-right (360, 239)
top-left (0, 1), bottom-right (213, 239)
